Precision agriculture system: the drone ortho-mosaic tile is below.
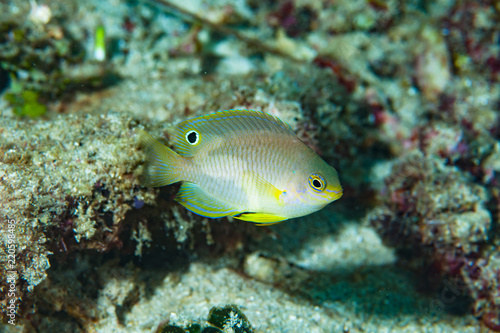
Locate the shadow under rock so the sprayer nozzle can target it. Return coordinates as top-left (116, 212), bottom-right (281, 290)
top-left (249, 194), bottom-right (367, 264)
top-left (31, 186), bottom-right (193, 329)
top-left (296, 263), bottom-right (471, 319)
top-left (244, 203), bottom-right (472, 322)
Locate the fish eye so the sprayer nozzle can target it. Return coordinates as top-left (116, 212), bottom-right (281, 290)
top-left (308, 174), bottom-right (326, 192)
top-left (185, 130), bottom-right (200, 145)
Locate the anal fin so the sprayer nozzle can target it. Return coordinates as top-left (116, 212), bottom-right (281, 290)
top-left (233, 212), bottom-right (288, 225)
top-left (175, 182), bottom-right (240, 219)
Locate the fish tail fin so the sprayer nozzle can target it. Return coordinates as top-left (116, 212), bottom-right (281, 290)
top-left (138, 130), bottom-right (182, 187)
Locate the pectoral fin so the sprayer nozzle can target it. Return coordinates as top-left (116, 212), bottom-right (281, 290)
top-left (243, 171), bottom-right (285, 204)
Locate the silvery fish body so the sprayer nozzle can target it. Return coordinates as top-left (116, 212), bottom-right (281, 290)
top-left (139, 109), bottom-right (342, 225)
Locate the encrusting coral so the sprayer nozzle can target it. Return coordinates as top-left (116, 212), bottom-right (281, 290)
top-left (370, 151), bottom-right (500, 329)
top-left (0, 112), bottom-right (155, 319)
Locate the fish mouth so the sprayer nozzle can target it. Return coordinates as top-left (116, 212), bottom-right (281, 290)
top-left (325, 186), bottom-right (343, 201)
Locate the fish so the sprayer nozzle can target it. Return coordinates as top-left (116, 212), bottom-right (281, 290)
top-left (139, 109), bottom-right (342, 225)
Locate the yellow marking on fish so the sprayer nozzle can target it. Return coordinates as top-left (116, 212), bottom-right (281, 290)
top-left (233, 212), bottom-right (288, 224)
top-left (138, 109), bottom-right (342, 225)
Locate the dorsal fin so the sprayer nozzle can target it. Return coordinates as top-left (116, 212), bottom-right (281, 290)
top-left (171, 109), bottom-right (296, 156)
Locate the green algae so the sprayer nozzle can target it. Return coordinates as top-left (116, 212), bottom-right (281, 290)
top-left (5, 88), bottom-right (47, 118)
top-left (0, 14), bottom-right (119, 120)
